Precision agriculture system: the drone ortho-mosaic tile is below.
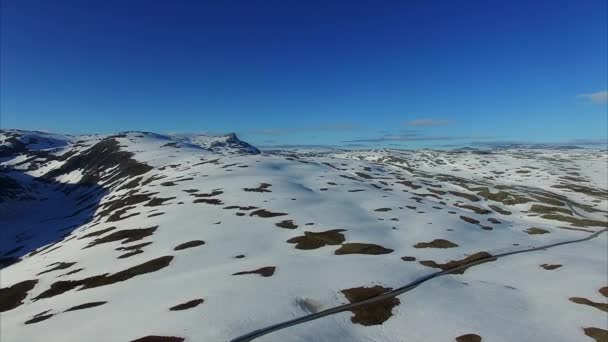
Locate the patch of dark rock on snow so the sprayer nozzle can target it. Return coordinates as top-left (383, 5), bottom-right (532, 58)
top-left (174, 240), bottom-right (205, 251)
top-left (145, 197), bottom-right (176, 207)
top-left (275, 220), bottom-right (298, 229)
top-left (341, 286), bottom-right (399, 326)
top-left (374, 208), bottom-right (392, 212)
top-left (287, 230), bottom-right (346, 249)
top-left (24, 313), bottom-right (54, 324)
top-left (118, 250), bottom-right (144, 259)
top-left (169, 298), bottom-right (204, 311)
top-left (455, 334), bottom-right (482, 342)
top-left (243, 183), bottom-right (272, 192)
top-left (33, 256), bottom-right (174, 300)
top-left (43, 138), bottom-right (153, 187)
top-left (193, 198), bottom-right (223, 205)
top-left (459, 216), bottom-right (480, 225)
top-left (525, 227), bottom-right (550, 235)
top-left (37, 262), bottom-right (77, 276)
top-left (79, 227), bottom-right (117, 239)
top-left (84, 226), bottom-right (158, 249)
top-left (540, 264), bottom-right (562, 270)
top-left (233, 266), bottom-right (276, 277)
top-left (0, 279), bottom-right (38, 312)
top-left (65, 301), bottom-right (107, 312)
top-left (335, 243), bottom-right (393, 255)
top-left (401, 256), bottom-right (416, 261)
top-left (130, 336), bottom-right (185, 342)
top-left (250, 209), bottom-right (287, 218)
top-left (190, 190), bottom-right (223, 198)
top-left (413, 239), bottom-right (459, 249)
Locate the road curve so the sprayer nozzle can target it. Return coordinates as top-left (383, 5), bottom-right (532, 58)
top-left (229, 228), bottom-right (608, 342)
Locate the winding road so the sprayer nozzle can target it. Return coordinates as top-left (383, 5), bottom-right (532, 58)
top-left (230, 228), bottom-right (608, 342)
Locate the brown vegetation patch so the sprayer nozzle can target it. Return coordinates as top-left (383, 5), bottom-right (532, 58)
top-left (449, 191), bottom-right (480, 202)
top-left (335, 243), bottom-right (393, 255)
top-left (244, 183), bottom-right (272, 193)
top-left (569, 297), bottom-right (608, 313)
top-left (169, 298), bottom-right (204, 311)
top-left (233, 266), bottom-right (275, 277)
top-left (85, 226), bottom-right (157, 249)
top-left (250, 209), bottom-right (287, 218)
top-left (419, 252), bottom-right (495, 274)
top-left (0, 280), bottom-right (38, 312)
top-left (131, 336), bottom-right (185, 342)
top-left (413, 239), bottom-right (459, 249)
top-left (34, 256), bottom-right (173, 300)
top-left (79, 227), bottom-right (117, 239)
top-left (118, 250), bottom-right (143, 259)
top-left (584, 327), bottom-right (608, 342)
top-left (524, 227), bottom-right (550, 235)
top-left (60, 268), bottom-right (84, 277)
top-left (145, 197), bottom-right (176, 207)
top-left (540, 264), bottom-right (562, 270)
top-left (193, 198), bottom-right (223, 205)
top-left (38, 262), bottom-right (76, 276)
top-left (397, 181), bottom-right (421, 190)
top-left (540, 214), bottom-right (607, 228)
top-left (174, 240), bottom-right (205, 251)
top-left (488, 205), bottom-right (511, 215)
top-left (190, 190), bottom-right (223, 198)
top-left (341, 286), bottom-right (399, 326)
top-left (25, 313), bottom-right (54, 324)
top-left (456, 334), bottom-right (482, 342)
top-left (460, 216), bottom-right (480, 225)
top-left (275, 220), bottom-right (298, 229)
top-left (529, 204), bottom-right (572, 215)
top-left (455, 203), bottom-right (492, 215)
top-left (287, 230), bottom-right (346, 249)
top-left (65, 301), bottom-right (107, 312)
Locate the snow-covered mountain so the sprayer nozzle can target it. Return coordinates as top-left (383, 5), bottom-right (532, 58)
top-left (1, 129), bottom-right (606, 342)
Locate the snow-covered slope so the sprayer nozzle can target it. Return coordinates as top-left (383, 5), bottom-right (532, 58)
top-left (1, 130), bottom-right (606, 342)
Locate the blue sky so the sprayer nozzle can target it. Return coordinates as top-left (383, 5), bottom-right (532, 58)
top-left (1, 0), bottom-right (606, 148)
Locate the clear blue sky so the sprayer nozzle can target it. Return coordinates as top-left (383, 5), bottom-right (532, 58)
top-left (1, 0), bottom-right (606, 147)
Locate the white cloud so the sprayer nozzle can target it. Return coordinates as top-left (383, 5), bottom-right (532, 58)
top-left (578, 90), bottom-right (608, 104)
top-left (406, 119), bottom-right (454, 126)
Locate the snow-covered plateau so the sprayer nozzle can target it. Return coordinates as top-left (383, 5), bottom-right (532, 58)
top-left (1, 129), bottom-right (606, 342)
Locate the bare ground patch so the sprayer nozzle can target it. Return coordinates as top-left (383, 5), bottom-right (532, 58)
top-left (287, 230), bottom-right (346, 249)
top-left (34, 256), bottom-right (173, 300)
top-left (341, 286), bottom-right (399, 326)
top-left (250, 209), bottom-right (287, 218)
top-left (169, 298), bottom-right (204, 311)
top-left (569, 297), bottom-right (608, 313)
top-left (275, 220), bottom-right (298, 229)
top-left (233, 266), bottom-right (276, 277)
top-left (174, 240), bottom-right (205, 251)
top-left (65, 301), bottom-right (107, 311)
top-left (0, 279), bottom-right (38, 312)
top-left (584, 327), bottom-right (608, 342)
top-left (85, 226), bottom-right (158, 249)
top-left (414, 239), bottom-right (459, 249)
top-left (335, 243), bottom-right (393, 255)
top-left (456, 334), bottom-right (482, 342)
